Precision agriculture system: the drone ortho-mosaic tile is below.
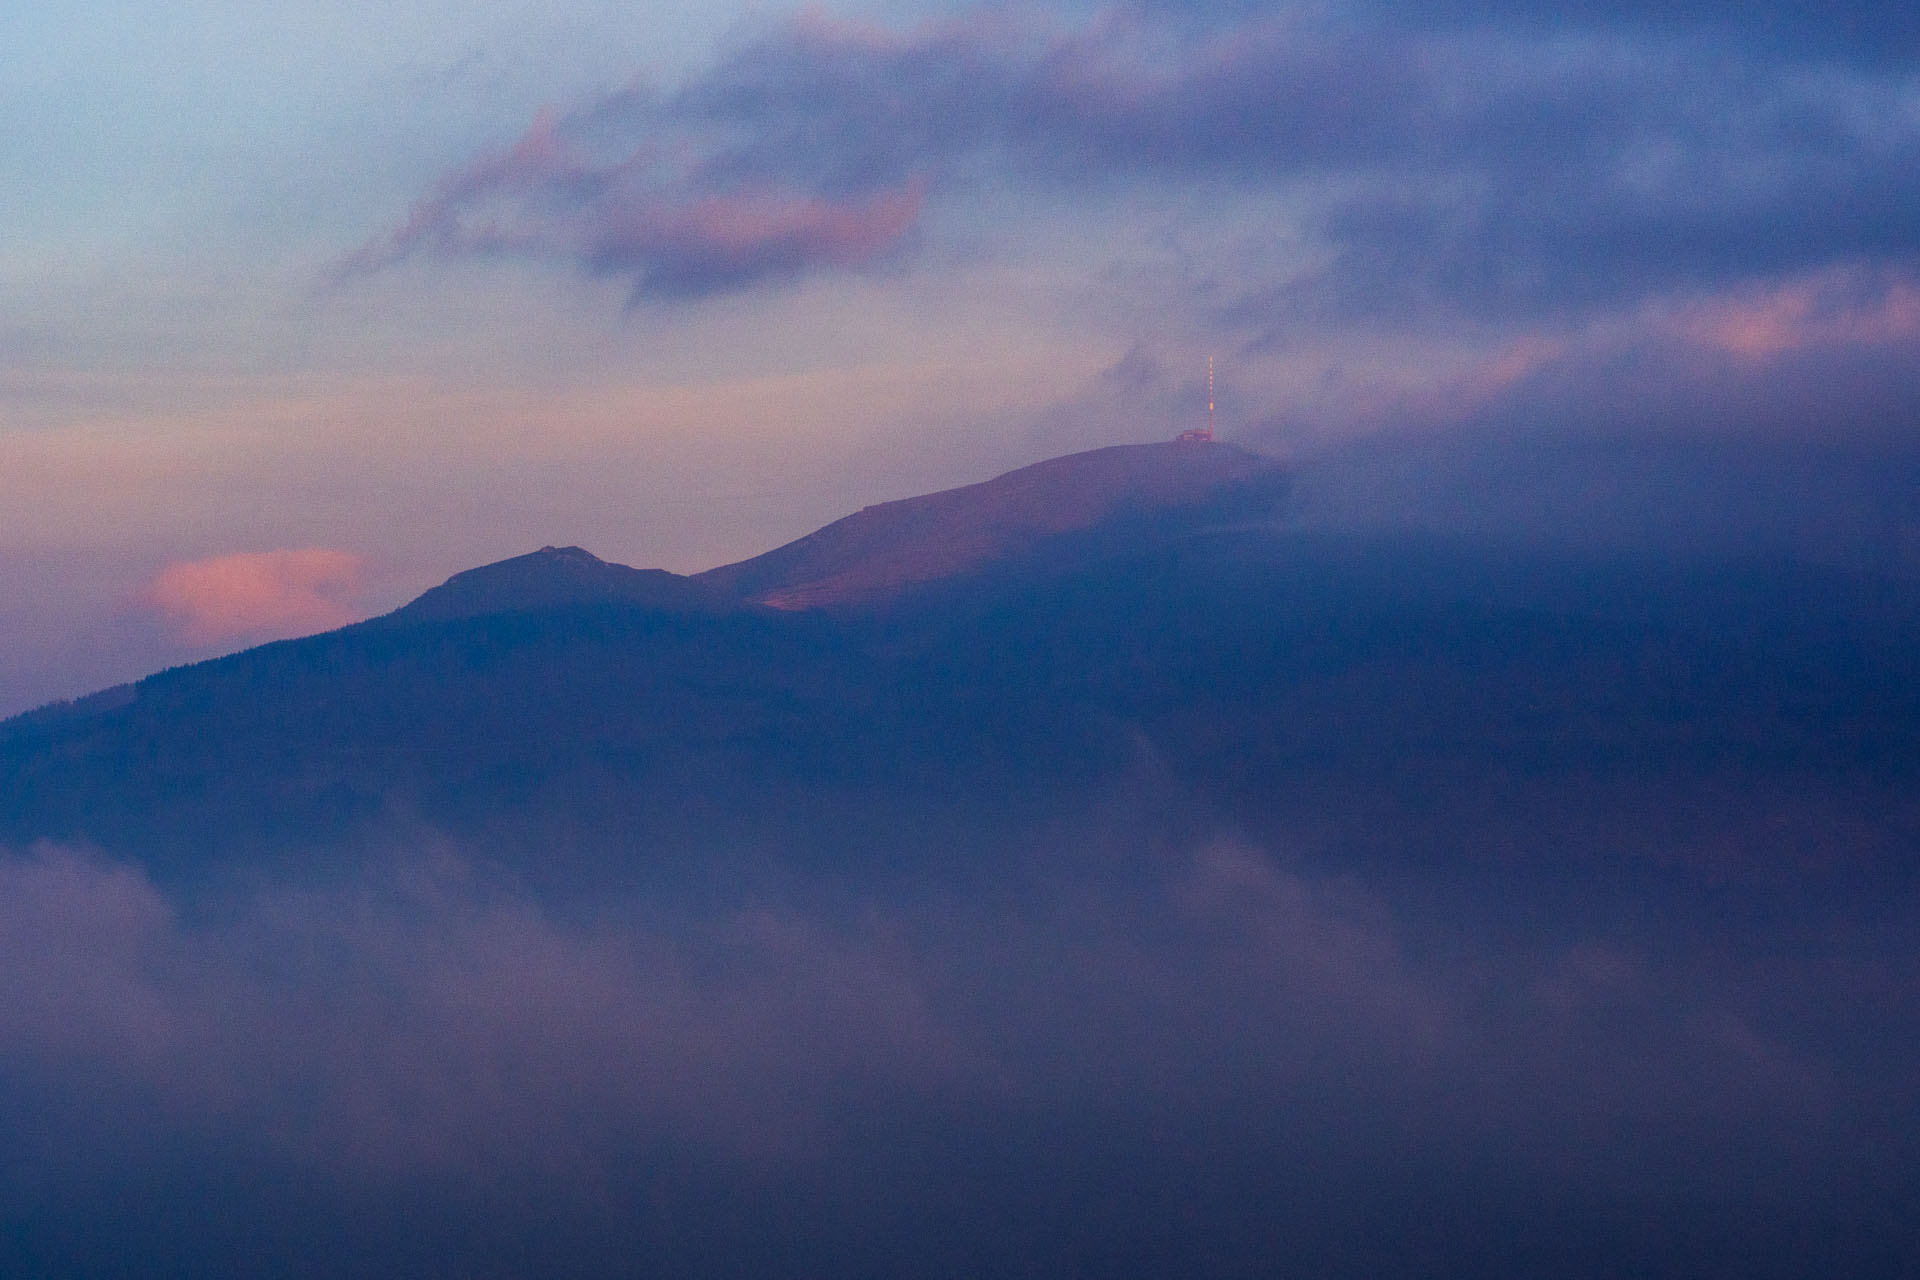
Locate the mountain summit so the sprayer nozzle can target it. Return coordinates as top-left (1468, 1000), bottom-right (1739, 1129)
top-left (694, 440), bottom-right (1285, 608)
top-left (374, 439), bottom-right (1287, 622)
top-left (379, 544), bottom-right (731, 626)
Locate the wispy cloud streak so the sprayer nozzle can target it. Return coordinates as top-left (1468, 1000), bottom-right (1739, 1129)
top-left (336, 96), bottom-right (926, 301)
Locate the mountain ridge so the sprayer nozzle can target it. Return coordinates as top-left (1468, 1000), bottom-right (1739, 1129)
top-left (330, 438), bottom-right (1286, 634)
top-left (1, 438), bottom-right (1282, 742)
top-left (694, 439), bottom-right (1285, 608)
top-left (373, 544), bottom-right (740, 627)
top-left (4, 433), bottom-right (1912, 899)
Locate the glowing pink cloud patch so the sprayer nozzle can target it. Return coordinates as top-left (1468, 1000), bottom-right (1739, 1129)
top-left (590, 182), bottom-right (926, 297)
top-left (1453, 334), bottom-right (1568, 406)
top-left (144, 549), bottom-right (366, 646)
top-left (1671, 268), bottom-right (1920, 359)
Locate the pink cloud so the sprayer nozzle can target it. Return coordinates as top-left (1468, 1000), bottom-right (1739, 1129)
top-left (333, 96), bottom-right (926, 301)
top-left (1666, 267), bottom-right (1920, 359)
top-left (143, 548), bottom-right (365, 646)
top-left (332, 107), bottom-right (595, 280)
top-left (588, 181), bottom-right (926, 297)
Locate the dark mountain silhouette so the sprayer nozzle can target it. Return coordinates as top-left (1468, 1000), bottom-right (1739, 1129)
top-left (3, 435), bottom-right (1919, 1279)
top-left (1, 435), bottom-right (1914, 906)
top-left (376, 543), bottom-right (737, 625)
top-left (0, 440), bottom-right (1287, 884)
top-left (359, 440), bottom-right (1285, 630)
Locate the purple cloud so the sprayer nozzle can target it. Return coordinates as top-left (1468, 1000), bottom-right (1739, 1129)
top-left (142, 548), bottom-right (366, 647)
top-left (582, 182), bottom-right (926, 298)
top-left (340, 4), bottom-right (1920, 320)
top-left (337, 99), bottom-right (926, 301)
top-left (0, 830), bottom-right (1909, 1272)
top-left (0, 837), bottom-right (1856, 1176)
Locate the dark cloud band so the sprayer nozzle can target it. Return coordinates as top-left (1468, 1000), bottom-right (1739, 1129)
top-left (340, 2), bottom-right (1920, 323)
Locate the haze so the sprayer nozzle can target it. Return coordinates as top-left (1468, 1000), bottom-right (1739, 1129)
top-left (3, 1), bottom-right (1918, 1275)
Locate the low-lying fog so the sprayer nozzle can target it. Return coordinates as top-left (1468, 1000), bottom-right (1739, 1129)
top-left (3, 813), bottom-right (1914, 1277)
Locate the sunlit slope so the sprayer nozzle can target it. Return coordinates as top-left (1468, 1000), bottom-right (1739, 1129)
top-left (694, 440), bottom-right (1288, 608)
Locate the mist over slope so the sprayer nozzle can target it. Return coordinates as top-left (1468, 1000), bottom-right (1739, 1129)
top-left (1283, 426), bottom-right (1920, 577)
top-left (1, 435), bottom-right (1917, 1277)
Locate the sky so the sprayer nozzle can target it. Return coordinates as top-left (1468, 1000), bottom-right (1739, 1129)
top-left (5, 0), bottom-right (1920, 713)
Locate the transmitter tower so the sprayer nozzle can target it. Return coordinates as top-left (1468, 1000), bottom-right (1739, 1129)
top-left (1177, 357), bottom-right (1215, 442)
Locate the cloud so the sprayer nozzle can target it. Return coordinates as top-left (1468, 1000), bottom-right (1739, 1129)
top-left (335, 97), bottom-right (926, 301)
top-left (143, 548), bottom-right (365, 646)
top-left (0, 826), bottom-right (1912, 1273)
top-left (585, 182), bottom-right (926, 300)
top-left (1357, 0), bottom-right (1920, 64)
top-left (0, 838), bottom-right (1880, 1174)
top-left (0, 845), bottom-right (971, 1182)
top-left (1657, 264), bottom-right (1920, 358)
top-left (1271, 356), bottom-right (1920, 575)
top-left (339, 2), bottom-right (1920, 330)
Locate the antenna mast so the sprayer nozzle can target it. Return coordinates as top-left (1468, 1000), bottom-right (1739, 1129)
top-left (1177, 356), bottom-right (1217, 443)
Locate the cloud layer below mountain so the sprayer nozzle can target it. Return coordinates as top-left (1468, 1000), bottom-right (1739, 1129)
top-left (2, 830), bottom-right (1913, 1276)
